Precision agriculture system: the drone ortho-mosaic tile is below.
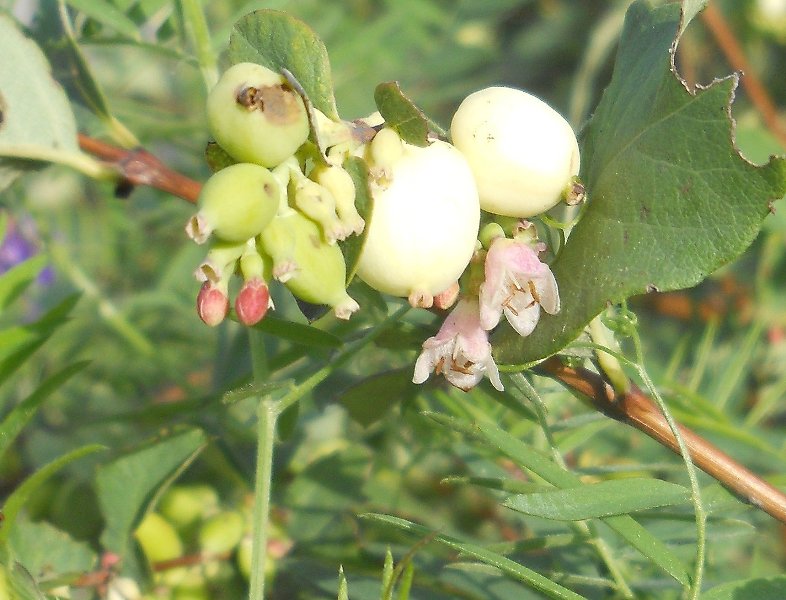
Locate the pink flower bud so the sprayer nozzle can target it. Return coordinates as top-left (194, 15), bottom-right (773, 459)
top-left (197, 281), bottom-right (229, 327)
top-left (235, 278), bottom-right (272, 326)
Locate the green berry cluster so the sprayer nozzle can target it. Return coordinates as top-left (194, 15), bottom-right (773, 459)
top-left (132, 485), bottom-right (291, 598)
top-left (186, 62), bottom-right (367, 326)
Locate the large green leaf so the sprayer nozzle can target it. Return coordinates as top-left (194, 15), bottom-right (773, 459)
top-left (504, 478), bottom-right (690, 520)
top-left (228, 9), bottom-right (339, 120)
top-left (0, 15), bottom-right (81, 191)
top-left (494, 1), bottom-right (786, 364)
top-left (96, 428), bottom-right (207, 555)
top-left (8, 516), bottom-right (97, 583)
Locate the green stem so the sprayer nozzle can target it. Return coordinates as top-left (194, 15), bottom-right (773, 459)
top-left (179, 0), bottom-right (219, 91)
top-left (249, 397), bottom-right (277, 600)
top-left (246, 304), bottom-right (409, 599)
top-left (0, 146), bottom-right (116, 181)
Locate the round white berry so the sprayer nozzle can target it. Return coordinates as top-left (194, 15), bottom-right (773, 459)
top-left (450, 86), bottom-right (580, 218)
top-left (356, 130), bottom-right (480, 303)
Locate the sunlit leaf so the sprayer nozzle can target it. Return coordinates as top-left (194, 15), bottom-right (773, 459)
top-left (495, 1), bottom-right (786, 364)
top-left (228, 9), bottom-right (339, 120)
top-left (504, 478), bottom-right (690, 520)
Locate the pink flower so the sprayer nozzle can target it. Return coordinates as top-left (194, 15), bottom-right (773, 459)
top-left (479, 237), bottom-right (559, 336)
top-left (413, 298), bottom-right (504, 391)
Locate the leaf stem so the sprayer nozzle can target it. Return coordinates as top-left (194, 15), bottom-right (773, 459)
top-left (179, 0), bottom-right (219, 91)
top-left (0, 145), bottom-right (115, 181)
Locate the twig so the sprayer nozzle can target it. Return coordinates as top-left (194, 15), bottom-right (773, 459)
top-left (700, 4), bottom-right (786, 148)
top-left (76, 133), bottom-right (786, 525)
top-left (540, 356), bottom-right (786, 524)
top-left (77, 134), bottom-right (201, 203)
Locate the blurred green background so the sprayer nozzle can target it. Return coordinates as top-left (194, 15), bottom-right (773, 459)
top-left (2, 0), bottom-right (786, 598)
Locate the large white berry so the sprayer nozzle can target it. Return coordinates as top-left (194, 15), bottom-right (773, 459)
top-left (356, 129), bottom-right (480, 305)
top-left (450, 86), bottom-right (580, 218)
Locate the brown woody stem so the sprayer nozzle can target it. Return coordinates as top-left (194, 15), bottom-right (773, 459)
top-left (540, 356), bottom-right (786, 524)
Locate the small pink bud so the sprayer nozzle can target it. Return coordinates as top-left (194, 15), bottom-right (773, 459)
top-left (197, 281), bottom-right (229, 326)
top-left (235, 278), bottom-right (272, 326)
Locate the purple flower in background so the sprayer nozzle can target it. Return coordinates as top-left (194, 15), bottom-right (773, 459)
top-left (0, 216), bottom-right (54, 285)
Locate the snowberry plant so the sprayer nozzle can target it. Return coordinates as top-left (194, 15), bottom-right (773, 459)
top-left (2, 2), bottom-right (786, 600)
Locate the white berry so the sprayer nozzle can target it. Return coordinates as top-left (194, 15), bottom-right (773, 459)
top-left (356, 130), bottom-right (480, 304)
top-left (450, 86), bottom-right (580, 218)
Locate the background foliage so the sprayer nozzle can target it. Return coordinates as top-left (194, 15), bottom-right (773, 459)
top-left (1, 0), bottom-right (786, 599)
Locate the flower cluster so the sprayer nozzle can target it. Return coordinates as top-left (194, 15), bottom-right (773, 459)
top-left (412, 226), bottom-right (560, 392)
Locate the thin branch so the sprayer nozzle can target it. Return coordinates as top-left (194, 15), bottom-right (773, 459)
top-left (700, 4), bottom-right (786, 148)
top-left (76, 132), bottom-right (786, 525)
top-left (540, 356), bottom-right (786, 524)
top-left (77, 134), bottom-right (201, 203)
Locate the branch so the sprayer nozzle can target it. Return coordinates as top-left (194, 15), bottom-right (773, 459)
top-left (77, 134), bottom-right (201, 203)
top-left (540, 356), bottom-right (786, 524)
top-left (77, 133), bottom-right (786, 524)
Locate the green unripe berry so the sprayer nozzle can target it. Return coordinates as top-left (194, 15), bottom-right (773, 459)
top-left (207, 62), bottom-right (309, 167)
top-left (159, 485), bottom-right (220, 530)
top-left (198, 510), bottom-right (245, 556)
top-left (186, 163), bottom-right (279, 244)
top-left (134, 512), bottom-right (183, 564)
top-left (259, 210), bottom-right (359, 319)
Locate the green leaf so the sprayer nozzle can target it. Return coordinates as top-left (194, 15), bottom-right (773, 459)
top-left (701, 576), bottom-right (786, 600)
top-left (338, 368), bottom-right (416, 427)
top-left (254, 315), bottom-right (343, 348)
top-left (0, 255), bottom-right (47, 312)
top-left (0, 362), bottom-right (88, 463)
top-left (361, 513), bottom-right (586, 600)
top-left (425, 413), bottom-right (690, 585)
top-left (0, 444), bottom-right (105, 545)
top-left (31, 0), bottom-right (112, 120)
top-left (2, 562), bottom-right (45, 600)
top-left (374, 82), bottom-right (430, 147)
top-left (0, 14), bottom-right (81, 191)
top-left (96, 428), bottom-right (207, 555)
top-left (65, 0), bottom-right (141, 40)
top-left (494, 1), bottom-right (786, 364)
top-left (341, 156), bottom-right (374, 283)
top-left (8, 516), bottom-right (97, 583)
top-left (228, 9), bottom-right (339, 120)
top-left (221, 380), bottom-right (292, 405)
top-left (504, 478), bottom-right (690, 520)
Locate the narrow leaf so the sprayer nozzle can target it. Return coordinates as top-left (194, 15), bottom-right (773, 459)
top-left (0, 444), bottom-right (105, 544)
top-left (0, 361), bottom-right (89, 463)
top-left (96, 428), bottom-right (207, 555)
top-left (65, 0), bottom-right (141, 40)
top-left (701, 576), bottom-right (786, 600)
top-left (504, 478), bottom-right (690, 520)
top-left (425, 413), bottom-right (690, 585)
top-left (338, 368), bottom-right (416, 427)
top-left (361, 513), bottom-right (586, 600)
top-left (495, 1), bottom-right (786, 364)
top-left (228, 9), bottom-right (339, 120)
top-left (221, 380), bottom-right (292, 405)
top-left (254, 315), bottom-right (343, 348)
top-left (0, 254), bottom-right (47, 312)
